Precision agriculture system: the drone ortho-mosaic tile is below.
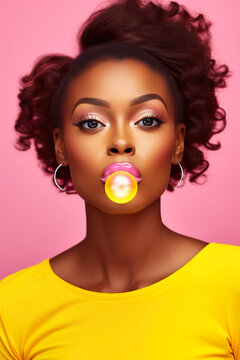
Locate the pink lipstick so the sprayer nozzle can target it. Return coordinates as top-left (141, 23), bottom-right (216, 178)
top-left (101, 162), bottom-right (142, 183)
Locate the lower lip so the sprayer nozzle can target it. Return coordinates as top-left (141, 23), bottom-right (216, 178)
top-left (101, 172), bottom-right (142, 183)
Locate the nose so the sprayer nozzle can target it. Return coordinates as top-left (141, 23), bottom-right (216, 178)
top-left (107, 141), bottom-right (135, 155)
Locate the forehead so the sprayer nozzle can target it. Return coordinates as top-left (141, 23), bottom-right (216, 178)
top-left (63, 59), bottom-right (174, 113)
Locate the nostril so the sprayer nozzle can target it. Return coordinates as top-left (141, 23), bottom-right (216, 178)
top-left (110, 148), bottom-right (118, 153)
top-left (125, 148), bottom-right (132, 153)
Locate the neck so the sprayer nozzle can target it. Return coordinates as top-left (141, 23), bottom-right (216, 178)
top-left (78, 198), bottom-right (177, 290)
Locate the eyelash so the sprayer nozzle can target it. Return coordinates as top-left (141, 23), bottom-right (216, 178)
top-left (73, 113), bottom-right (166, 130)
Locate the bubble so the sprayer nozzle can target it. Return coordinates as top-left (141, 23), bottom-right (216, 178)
top-left (104, 171), bottom-right (138, 204)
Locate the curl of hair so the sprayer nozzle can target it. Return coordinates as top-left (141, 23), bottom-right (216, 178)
top-left (14, 0), bottom-right (232, 193)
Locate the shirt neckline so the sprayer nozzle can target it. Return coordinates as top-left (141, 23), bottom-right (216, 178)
top-left (42, 242), bottom-right (216, 301)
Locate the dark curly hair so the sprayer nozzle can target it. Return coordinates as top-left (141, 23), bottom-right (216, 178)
top-left (14, 0), bottom-right (231, 194)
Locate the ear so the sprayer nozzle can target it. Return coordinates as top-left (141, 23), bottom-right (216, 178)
top-left (171, 122), bottom-right (186, 164)
top-left (52, 128), bottom-right (69, 166)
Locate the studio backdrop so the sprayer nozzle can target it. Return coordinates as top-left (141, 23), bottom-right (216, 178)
top-left (0, 0), bottom-right (239, 278)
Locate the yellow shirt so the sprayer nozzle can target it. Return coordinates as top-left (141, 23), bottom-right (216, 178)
top-left (0, 241), bottom-right (240, 359)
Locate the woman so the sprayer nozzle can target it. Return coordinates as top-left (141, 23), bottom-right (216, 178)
top-left (1, 0), bottom-right (239, 359)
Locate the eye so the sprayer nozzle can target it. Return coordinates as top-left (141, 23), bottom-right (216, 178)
top-left (73, 114), bottom-right (105, 131)
top-left (73, 112), bottom-right (166, 131)
top-left (135, 113), bottom-right (165, 128)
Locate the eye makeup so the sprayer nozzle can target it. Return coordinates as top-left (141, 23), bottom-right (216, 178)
top-left (72, 108), bottom-right (167, 130)
top-left (133, 109), bottom-right (166, 123)
top-left (72, 113), bottom-right (106, 130)
top-left (132, 106), bottom-right (167, 122)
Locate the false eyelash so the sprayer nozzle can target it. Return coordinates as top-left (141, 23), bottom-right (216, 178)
top-left (135, 113), bottom-right (165, 126)
top-left (73, 113), bottom-right (166, 129)
top-left (72, 114), bottom-right (103, 129)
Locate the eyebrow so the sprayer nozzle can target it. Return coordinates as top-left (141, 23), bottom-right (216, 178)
top-left (71, 93), bottom-right (168, 116)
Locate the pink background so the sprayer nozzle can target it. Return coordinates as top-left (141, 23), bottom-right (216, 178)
top-left (0, 0), bottom-right (239, 279)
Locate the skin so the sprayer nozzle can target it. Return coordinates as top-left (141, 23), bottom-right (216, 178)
top-left (52, 59), bottom-right (208, 293)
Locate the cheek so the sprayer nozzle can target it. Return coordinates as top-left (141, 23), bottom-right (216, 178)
top-left (153, 138), bottom-right (175, 165)
top-left (64, 136), bottom-right (100, 195)
top-left (146, 130), bottom-right (176, 171)
top-left (151, 143), bottom-right (174, 192)
top-left (64, 135), bottom-right (94, 175)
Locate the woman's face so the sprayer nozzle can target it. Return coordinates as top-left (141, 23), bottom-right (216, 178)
top-left (53, 59), bottom-right (186, 214)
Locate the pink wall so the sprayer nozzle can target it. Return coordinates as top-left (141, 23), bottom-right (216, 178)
top-left (0, 0), bottom-right (239, 279)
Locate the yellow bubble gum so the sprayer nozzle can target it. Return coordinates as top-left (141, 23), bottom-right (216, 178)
top-left (105, 170), bottom-right (138, 204)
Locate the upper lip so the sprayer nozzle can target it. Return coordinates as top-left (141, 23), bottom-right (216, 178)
top-left (101, 162), bottom-right (142, 182)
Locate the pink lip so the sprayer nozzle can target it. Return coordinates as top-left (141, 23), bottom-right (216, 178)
top-left (101, 162), bottom-right (142, 183)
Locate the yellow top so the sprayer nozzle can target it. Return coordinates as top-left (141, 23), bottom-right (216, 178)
top-left (0, 242), bottom-right (240, 360)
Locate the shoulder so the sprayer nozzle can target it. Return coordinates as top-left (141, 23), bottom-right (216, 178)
top-left (178, 238), bottom-right (240, 286)
top-left (210, 241), bottom-right (240, 263)
top-left (0, 260), bottom-right (46, 308)
top-left (0, 261), bottom-right (47, 359)
top-left (179, 237), bottom-right (240, 267)
top-left (0, 259), bottom-right (51, 337)
top-left (194, 241), bottom-right (240, 270)
top-left (205, 242), bottom-right (240, 290)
